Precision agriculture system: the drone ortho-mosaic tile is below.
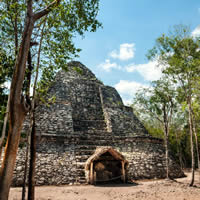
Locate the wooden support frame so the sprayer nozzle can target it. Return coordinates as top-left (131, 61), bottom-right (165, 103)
top-left (94, 171), bottom-right (96, 185)
top-left (90, 162), bottom-right (94, 184)
top-left (86, 148), bottom-right (128, 185)
top-left (121, 161), bottom-right (125, 183)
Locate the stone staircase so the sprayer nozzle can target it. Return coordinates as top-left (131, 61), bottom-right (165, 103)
top-left (73, 120), bottom-right (107, 132)
top-left (74, 131), bottom-right (115, 182)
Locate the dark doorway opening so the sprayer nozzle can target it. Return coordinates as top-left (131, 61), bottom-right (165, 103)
top-left (85, 147), bottom-right (128, 185)
top-left (93, 152), bottom-right (123, 184)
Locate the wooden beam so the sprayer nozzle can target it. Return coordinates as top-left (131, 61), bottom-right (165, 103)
top-left (94, 171), bottom-right (96, 185)
top-left (121, 161), bottom-right (125, 183)
top-left (90, 162), bottom-right (94, 184)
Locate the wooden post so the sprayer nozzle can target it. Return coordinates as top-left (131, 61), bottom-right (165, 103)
top-left (121, 161), bottom-right (125, 183)
top-left (94, 171), bottom-right (96, 185)
top-left (90, 162), bottom-right (94, 184)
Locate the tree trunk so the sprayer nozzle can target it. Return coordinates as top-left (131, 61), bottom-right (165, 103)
top-left (194, 128), bottom-right (200, 169)
top-left (21, 120), bottom-right (31, 200)
top-left (22, 42), bottom-right (34, 200)
top-left (191, 112), bottom-right (200, 170)
top-left (0, 10), bottom-right (34, 200)
top-left (26, 18), bottom-right (46, 200)
top-left (175, 131), bottom-right (183, 169)
top-left (188, 101), bottom-right (195, 186)
top-left (164, 125), bottom-right (170, 179)
top-left (0, 95), bottom-right (10, 161)
top-left (28, 112), bottom-right (36, 200)
top-left (163, 105), bottom-right (170, 179)
top-left (165, 135), bottom-right (169, 179)
top-left (0, 110), bottom-right (26, 200)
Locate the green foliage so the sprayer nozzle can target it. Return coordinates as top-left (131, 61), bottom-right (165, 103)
top-left (136, 24), bottom-right (200, 168)
top-left (148, 25), bottom-right (200, 99)
top-left (0, 0), bottom-right (102, 103)
top-left (34, 0), bottom-right (101, 101)
top-left (0, 0), bottom-right (102, 145)
top-left (0, 47), bottom-right (14, 86)
top-left (0, 1), bottom-right (25, 56)
top-left (37, 0), bottom-right (102, 77)
top-left (132, 77), bottom-right (177, 124)
top-left (0, 47), bottom-right (14, 135)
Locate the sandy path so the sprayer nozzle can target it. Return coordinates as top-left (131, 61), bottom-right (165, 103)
top-left (9, 171), bottom-right (200, 200)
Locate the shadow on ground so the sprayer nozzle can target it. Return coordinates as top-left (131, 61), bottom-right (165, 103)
top-left (94, 182), bottom-right (139, 187)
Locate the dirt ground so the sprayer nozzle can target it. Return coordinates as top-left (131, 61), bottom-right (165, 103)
top-left (9, 171), bottom-right (200, 200)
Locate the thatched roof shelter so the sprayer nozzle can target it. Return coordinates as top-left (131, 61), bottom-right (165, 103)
top-left (85, 147), bottom-right (128, 171)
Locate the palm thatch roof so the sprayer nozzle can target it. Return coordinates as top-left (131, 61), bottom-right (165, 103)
top-left (85, 147), bottom-right (128, 170)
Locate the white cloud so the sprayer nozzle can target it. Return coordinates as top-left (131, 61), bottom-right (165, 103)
top-left (191, 25), bottom-right (200, 37)
top-left (98, 59), bottom-right (121, 72)
top-left (110, 43), bottom-right (135, 61)
top-left (114, 80), bottom-right (147, 105)
top-left (125, 60), bottom-right (162, 81)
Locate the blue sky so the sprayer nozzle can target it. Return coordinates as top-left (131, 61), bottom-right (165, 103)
top-left (74, 0), bottom-right (200, 105)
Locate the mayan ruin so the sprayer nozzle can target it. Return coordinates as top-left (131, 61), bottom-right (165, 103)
top-left (12, 61), bottom-right (184, 186)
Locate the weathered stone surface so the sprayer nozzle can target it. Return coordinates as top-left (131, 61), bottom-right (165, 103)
top-left (8, 61), bottom-right (183, 186)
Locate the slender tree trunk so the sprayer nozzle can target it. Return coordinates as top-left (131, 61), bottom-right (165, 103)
top-left (191, 112), bottom-right (200, 169)
top-left (165, 136), bottom-right (169, 179)
top-left (163, 106), bottom-right (170, 180)
top-left (28, 112), bottom-right (36, 200)
top-left (0, 112), bottom-right (26, 200)
top-left (26, 18), bottom-right (46, 200)
top-left (21, 119), bottom-right (32, 200)
top-left (0, 95), bottom-right (10, 161)
top-left (175, 131), bottom-right (183, 169)
top-left (188, 101), bottom-right (195, 186)
top-left (193, 126), bottom-right (200, 169)
top-left (164, 125), bottom-right (169, 179)
top-left (22, 42), bottom-right (34, 200)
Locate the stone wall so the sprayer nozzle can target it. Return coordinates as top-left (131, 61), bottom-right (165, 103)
top-left (10, 61), bottom-right (184, 186)
top-left (10, 132), bottom-right (183, 186)
top-left (12, 135), bottom-right (77, 186)
top-left (35, 102), bottom-right (74, 135)
top-left (38, 61), bottom-right (149, 137)
top-left (99, 85), bottom-right (149, 136)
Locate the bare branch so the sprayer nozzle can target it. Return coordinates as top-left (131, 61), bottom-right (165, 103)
top-left (33, 0), bottom-right (61, 21)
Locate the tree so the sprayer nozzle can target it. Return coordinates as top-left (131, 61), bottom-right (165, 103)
top-left (133, 78), bottom-right (177, 179)
top-left (27, 21), bottom-right (46, 200)
top-left (170, 109), bottom-right (188, 169)
top-left (0, 1), bottom-right (101, 199)
top-left (0, 47), bottom-right (14, 160)
top-left (191, 86), bottom-right (200, 170)
top-left (147, 25), bottom-right (200, 186)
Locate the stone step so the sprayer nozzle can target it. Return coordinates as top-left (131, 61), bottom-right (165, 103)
top-left (75, 133), bottom-right (124, 140)
top-left (73, 120), bottom-right (107, 132)
top-left (76, 140), bottom-right (114, 146)
top-left (77, 135), bottom-right (114, 140)
top-left (75, 145), bottom-right (97, 152)
top-left (75, 150), bottom-right (95, 156)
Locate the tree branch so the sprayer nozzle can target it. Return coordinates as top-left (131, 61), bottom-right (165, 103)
top-left (27, 0), bottom-right (33, 17)
top-left (33, 0), bottom-right (61, 21)
top-left (142, 103), bottom-right (163, 123)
